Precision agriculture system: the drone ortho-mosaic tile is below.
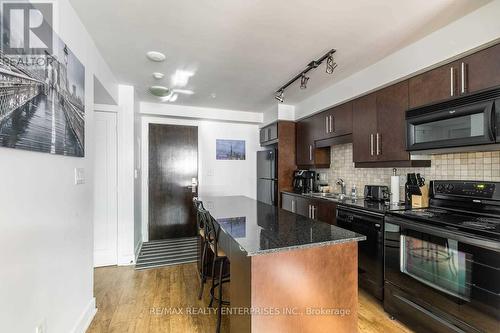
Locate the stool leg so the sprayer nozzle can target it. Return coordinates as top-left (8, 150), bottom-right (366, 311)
top-left (209, 257), bottom-right (218, 307)
top-left (198, 240), bottom-right (207, 300)
top-left (216, 259), bottom-right (225, 333)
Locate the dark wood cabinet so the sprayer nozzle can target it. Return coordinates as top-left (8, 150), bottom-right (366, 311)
top-left (376, 81), bottom-right (410, 162)
top-left (352, 93), bottom-right (378, 163)
top-left (260, 122), bottom-right (278, 145)
top-left (309, 102), bottom-right (353, 141)
top-left (461, 43), bottom-right (500, 94)
top-left (296, 117), bottom-right (315, 166)
top-left (281, 193), bottom-right (337, 225)
top-left (409, 62), bottom-right (459, 108)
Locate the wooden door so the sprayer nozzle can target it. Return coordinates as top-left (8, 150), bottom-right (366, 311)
top-left (296, 118), bottom-right (314, 166)
top-left (331, 101), bottom-right (353, 137)
top-left (149, 124), bottom-right (198, 240)
top-left (376, 81), bottom-right (410, 162)
top-left (315, 200), bottom-right (337, 225)
top-left (93, 111), bottom-right (118, 267)
top-left (353, 93), bottom-right (378, 163)
top-left (311, 110), bottom-right (332, 141)
top-left (461, 43), bottom-right (500, 94)
top-left (408, 61), bottom-right (459, 108)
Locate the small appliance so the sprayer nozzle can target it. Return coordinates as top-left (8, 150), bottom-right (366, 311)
top-left (292, 170), bottom-right (316, 194)
top-left (364, 185), bottom-right (389, 202)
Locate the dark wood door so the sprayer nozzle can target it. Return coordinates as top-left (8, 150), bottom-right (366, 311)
top-left (296, 118), bottom-right (314, 166)
top-left (331, 101), bottom-right (353, 137)
top-left (311, 110), bottom-right (332, 141)
top-left (315, 200), bottom-right (337, 225)
top-left (353, 93), bottom-right (378, 163)
top-left (376, 81), bottom-right (410, 162)
top-left (408, 61), bottom-right (459, 108)
top-left (149, 124), bottom-right (198, 240)
top-left (462, 43), bottom-right (500, 94)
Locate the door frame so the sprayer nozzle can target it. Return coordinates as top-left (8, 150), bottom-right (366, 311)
top-left (93, 104), bottom-right (120, 266)
top-left (141, 116), bottom-right (199, 242)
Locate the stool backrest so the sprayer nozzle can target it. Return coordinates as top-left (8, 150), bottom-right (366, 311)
top-left (203, 211), bottom-right (221, 256)
top-left (193, 198), bottom-right (206, 232)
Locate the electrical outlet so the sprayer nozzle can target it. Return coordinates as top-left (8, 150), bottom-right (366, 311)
top-left (74, 167), bottom-right (85, 185)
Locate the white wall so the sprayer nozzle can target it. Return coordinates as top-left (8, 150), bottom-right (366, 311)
top-left (0, 1), bottom-right (118, 333)
top-left (295, 0), bottom-right (500, 119)
top-left (140, 112), bottom-right (261, 241)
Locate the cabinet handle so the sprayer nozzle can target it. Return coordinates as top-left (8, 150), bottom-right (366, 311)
top-left (376, 133), bottom-right (381, 155)
top-left (330, 116), bottom-right (334, 133)
top-left (291, 200), bottom-right (296, 213)
top-left (268, 128), bottom-right (271, 140)
top-left (312, 206), bottom-right (316, 219)
top-left (461, 62), bottom-right (467, 94)
top-left (308, 205), bottom-right (311, 218)
top-left (370, 134), bottom-right (374, 156)
top-left (450, 67), bottom-right (455, 96)
top-left (325, 116), bottom-right (329, 134)
top-left (309, 145), bottom-right (313, 161)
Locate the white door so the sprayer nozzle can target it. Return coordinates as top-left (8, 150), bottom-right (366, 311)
top-left (93, 111), bottom-right (118, 267)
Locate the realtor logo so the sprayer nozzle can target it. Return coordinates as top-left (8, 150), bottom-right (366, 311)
top-left (1, 1), bottom-right (53, 54)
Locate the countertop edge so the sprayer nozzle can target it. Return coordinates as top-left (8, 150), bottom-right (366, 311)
top-left (246, 235), bottom-right (367, 257)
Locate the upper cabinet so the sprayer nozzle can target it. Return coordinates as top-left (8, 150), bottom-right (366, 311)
top-left (313, 102), bottom-right (353, 141)
top-left (353, 93), bottom-right (378, 163)
top-left (461, 43), bottom-right (500, 94)
top-left (409, 43), bottom-right (500, 109)
top-left (260, 122), bottom-right (278, 145)
top-left (296, 117), bottom-right (331, 168)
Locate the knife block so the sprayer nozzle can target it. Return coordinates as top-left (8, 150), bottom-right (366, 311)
top-left (411, 185), bottom-right (429, 208)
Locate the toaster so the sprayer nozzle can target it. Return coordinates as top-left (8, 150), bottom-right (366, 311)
top-left (364, 185), bottom-right (390, 202)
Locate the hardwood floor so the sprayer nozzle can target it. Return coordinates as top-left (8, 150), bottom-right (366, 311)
top-left (87, 264), bottom-right (412, 333)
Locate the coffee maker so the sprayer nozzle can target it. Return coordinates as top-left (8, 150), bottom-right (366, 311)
top-left (293, 170), bottom-right (316, 194)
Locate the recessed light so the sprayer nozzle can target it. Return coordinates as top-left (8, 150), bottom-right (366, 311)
top-left (172, 89), bottom-right (194, 95)
top-left (146, 51), bottom-right (166, 62)
top-left (152, 72), bottom-right (164, 79)
top-left (172, 70), bottom-right (194, 87)
top-left (149, 85), bottom-right (170, 97)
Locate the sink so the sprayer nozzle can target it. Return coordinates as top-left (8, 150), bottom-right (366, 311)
top-left (308, 192), bottom-right (344, 199)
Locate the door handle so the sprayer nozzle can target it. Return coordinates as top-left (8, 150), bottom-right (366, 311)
top-left (461, 62), bottom-right (467, 94)
top-left (376, 133), bottom-right (381, 155)
top-left (450, 67), bottom-right (455, 96)
top-left (370, 134), bottom-right (374, 156)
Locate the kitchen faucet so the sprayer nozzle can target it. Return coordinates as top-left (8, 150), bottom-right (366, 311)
top-left (336, 178), bottom-right (346, 197)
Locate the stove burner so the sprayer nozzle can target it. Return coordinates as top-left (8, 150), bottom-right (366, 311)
top-left (462, 217), bottom-right (500, 230)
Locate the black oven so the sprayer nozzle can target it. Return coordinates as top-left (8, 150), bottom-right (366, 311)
top-left (406, 100), bottom-right (497, 151)
top-left (384, 215), bottom-right (500, 333)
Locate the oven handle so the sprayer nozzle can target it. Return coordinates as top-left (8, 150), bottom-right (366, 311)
top-left (385, 215), bottom-right (500, 252)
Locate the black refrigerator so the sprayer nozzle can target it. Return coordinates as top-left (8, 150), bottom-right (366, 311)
top-left (257, 149), bottom-right (278, 206)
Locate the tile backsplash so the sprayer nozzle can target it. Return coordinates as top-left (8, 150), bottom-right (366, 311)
top-left (315, 143), bottom-right (500, 199)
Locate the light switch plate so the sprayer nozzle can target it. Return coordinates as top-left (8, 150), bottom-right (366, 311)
top-left (74, 168), bottom-right (85, 185)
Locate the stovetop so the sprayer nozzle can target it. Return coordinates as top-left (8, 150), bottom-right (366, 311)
top-left (389, 207), bottom-right (500, 238)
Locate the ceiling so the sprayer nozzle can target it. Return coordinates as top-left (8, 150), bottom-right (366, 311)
top-left (69, 0), bottom-right (491, 112)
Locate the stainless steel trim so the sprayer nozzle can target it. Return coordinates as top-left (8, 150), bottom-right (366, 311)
top-left (308, 205), bottom-right (312, 218)
top-left (291, 200), bottom-right (296, 213)
top-left (376, 133), bottom-right (380, 155)
top-left (461, 62), bottom-right (466, 94)
top-left (450, 67), bottom-right (454, 96)
top-left (370, 134), bottom-right (374, 156)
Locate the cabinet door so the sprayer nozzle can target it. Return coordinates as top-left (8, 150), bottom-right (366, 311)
top-left (267, 123), bottom-right (278, 141)
top-left (281, 194), bottom-right (295, 212)
top-left (315, 200), bottom-right (337, 225)
top-left (353, 93), bottom-right (378, 163)
top-left (408, 61), bottom-right (459, 108)
top-left (461, 43), bottom-right (500, 95)
top-left (259, 128), bottom-right (268, 144)
top-left (311, 110), bottom-right (333, 141)
top-left (331, 101), bottom-right (353, 137)
top-left (376, 81), bottom-right (410, 162)
top-left (296, 118), bottom-right (314, 166)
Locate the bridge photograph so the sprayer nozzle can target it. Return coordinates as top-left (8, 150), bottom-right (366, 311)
top-left (0, 38), bottom-right (85, 157)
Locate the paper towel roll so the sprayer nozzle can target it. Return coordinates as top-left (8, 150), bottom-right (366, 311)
top-left (391, 175), bottom-right (400, 204)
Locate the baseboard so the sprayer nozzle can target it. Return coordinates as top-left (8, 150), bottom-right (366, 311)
top-left (71, 297), bottom-right (97, 333)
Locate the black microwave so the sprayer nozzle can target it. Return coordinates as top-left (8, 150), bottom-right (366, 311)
top-left (406, 97), bottom-right (499, 152)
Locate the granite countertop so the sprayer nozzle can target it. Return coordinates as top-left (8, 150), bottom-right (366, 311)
top-left (282, 191), bottom-right (407, 214)
top-left (199, 195), bottom-right (366, 256)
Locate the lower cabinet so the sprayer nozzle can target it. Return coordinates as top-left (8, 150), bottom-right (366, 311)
top-left (281, 193), bottom-right (337, 225)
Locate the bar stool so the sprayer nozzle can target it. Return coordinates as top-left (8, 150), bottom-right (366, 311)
top-left (205, 213), bottom-right (230, 333)
top-left (193, 198), bottom-right (209, 300)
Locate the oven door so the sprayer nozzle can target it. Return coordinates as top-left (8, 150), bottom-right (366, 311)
top-left (406, 101), bottom-right (495, 151)
top-left (384, 215), bottom-right (500, 333)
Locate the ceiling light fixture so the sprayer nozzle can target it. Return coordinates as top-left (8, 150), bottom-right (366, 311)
top-left (148, 85), bottom-right (170, 97)
top-left (275, 90), bottom-right (284, 103)
top-left (325, 52), bottom-right (338, 74)
top-left (274, 48), bottom-right (336, 103)
top-left (172, 70), bottom-right (194, 87)
top-left (300, 74), bottom-right (309, 89)
top-left (146, 51), bottom-right (166, 62)
top-left (152, 72), bottom-right (165, 79)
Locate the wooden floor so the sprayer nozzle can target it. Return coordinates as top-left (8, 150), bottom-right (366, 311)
top-left (87, 264), bottom-right (413, 333)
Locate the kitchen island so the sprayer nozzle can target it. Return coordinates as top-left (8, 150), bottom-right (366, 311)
top-left (199, 195), bottom-right (365, 333)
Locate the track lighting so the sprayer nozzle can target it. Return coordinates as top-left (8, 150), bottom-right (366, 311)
top-left (275, 90), bottom-right (284, 103)
top-left (326, 53), bottom-right (338, 74)
top-left (300, 74), bottom-right (309, 89)
top-left (274, 49), bottom-right (336, 102)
